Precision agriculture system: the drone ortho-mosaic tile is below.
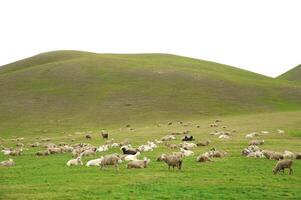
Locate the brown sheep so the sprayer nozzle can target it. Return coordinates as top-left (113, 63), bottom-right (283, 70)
top-left (127, 157), bottom-right (150, 169)
top-left (36, 150), bottom-right (50, 156)
top-left (100, 130), bottom-right (109, 140)
top-left (161, 154), bottom-right (182, 170)
top-left (295, 153), bottom-right (301, 160)
top-left (85, 134), bottom-right (92, 140)
top-left (196, 155), bottom-right (212, 162)
top-left (273, 160), bottom-right (293, 175)
top-left (100, 154), bottom-right (122, 170)
top-left (197, 140), bottom-right (210, 147)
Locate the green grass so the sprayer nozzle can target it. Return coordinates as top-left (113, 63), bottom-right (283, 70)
top-left (1, 111), bottom-right (301, 199)
top-left (278, 64), bottom-right (301, 84)
top-left (0, 51), bottom-right (301, 199)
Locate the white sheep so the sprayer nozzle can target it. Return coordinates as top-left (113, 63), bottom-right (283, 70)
top-left (219, 134), bottom-right (230, 139)
top-left (283, 150), bottom-right (296, 159)
top-left (124, 152), bottom-right (141, 161)
top-left (180, 148), bottom-right (194, 157)
top-left (86, 157), bottom-right (104, 167)
top-left (0, 158), bottom-right (15, 167)
top-left (96, 145), bottom-right (109, 152)
top-left (67, 157), bottom-right (83, 166)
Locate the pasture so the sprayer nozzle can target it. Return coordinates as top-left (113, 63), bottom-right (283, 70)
top-left (1, 111), bottom-right (301, 199)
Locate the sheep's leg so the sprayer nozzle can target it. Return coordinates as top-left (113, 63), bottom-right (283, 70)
top-left (289, 167), bottom-right (293, 175)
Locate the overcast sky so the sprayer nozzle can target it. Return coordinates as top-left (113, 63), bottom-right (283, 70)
top-left (0, 0), bottom-right (300, 77)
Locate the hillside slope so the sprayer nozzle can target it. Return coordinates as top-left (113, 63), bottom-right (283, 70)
top-left (277, 64), bottom-right (301, 83)
top-left (0, 51), bottom-right (301, 133)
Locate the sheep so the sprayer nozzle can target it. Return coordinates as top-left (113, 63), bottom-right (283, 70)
top-left (295, 153), bottom-right (301, 160)
top-left (242, 145), bottom-right (261, 156)
top-left (273, 160), bottom-right (293, 175)
top-left (44, 143), bottom-right (56, 148)
top-left (249, 140), bottom-right (264, 146)
top-left (261, 131), bottom-right (269, 134)
top-left (86, 157), bottom-right (104, 167)
top-left (127, 157), bottom-right (150, 169)
top-left (124, 152), bottom-right (141, 161)
top-left (96, 145), bottom-right (109, 152)
top-left (157, 154), bottom-right (166, 161)
top-left (100, 154), bottom-right (122, 170)
top-left (80, 149), bottom-right (96, 157)
top-left (8, 148), bottom-right (23, 156)
top-left (36, 150), bottom-right (50, 156)
top-left (0, 158), bottom-right (15, 167)
top-left (277, 129), bottom-right (285, 134)
top-left (161, 135), bottom-right (176, 142)
top-left (168, 122), bottom-right (173, 125)
top-left (41, 138), bottom-right (51, 142)
top-left (165, 143), bottom-right (178, 149)
top-left (263, 150), bottom-right (283, 160)
top-left (110, 143), bottom-right (119, 148)
top-left (246, 151), bottom-right (264, 158)
top-left (154, 139), bottom-right (162, 144)
top-left (196, 155), bottom-right (211, 162)
top-left (47, 147), bottom-right (62, 154)
top-left (29, 142), bottom-right (41, 147)
top-left (218, 134), bottom-right (230, 139)
top-left (85, 134), bottom-right (92, 140)
top-left (147, 141), bottom-right (157, 148)
top-left (210, 123), bottom-right (218, 127)
top-left (180, 142), bottom-right (197, 150)
top-left (100, 130), bottom-right (109, 140)
top-left (67, 157), bottom-right (83, 166)
top-left (180, 148), bottom-right (194, 157)
top-left (120, 146), bottom-right (138, 155)
top-left (283, 150), bottom-right (296, 159)
top-left (60, 145), bottom-right (74, 153)
top-left (197, 140), bottom-right (210, 147)
top-left (16, 143), bottom-right (24, 147)
top-left (181, 135), bottom-right (194, 141)
top-left (161, 154), bottom-right (182, 170)
top-left (245, 132), bottom-right (259, 138)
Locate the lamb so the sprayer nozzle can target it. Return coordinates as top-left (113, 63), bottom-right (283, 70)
top-left (124, 152), bottom-right (141, 161)
top-left (197, 140), bottom-right (210, 147)
top-left (0, 158), bottom-right (15, 167)
top-left (100, 130), bottom-right (109, 140)
top-left (86, 157), bottom-right (104, 167)
top-left (67, 157), bottom-right (83, 166)
top-left (249, 140), bottom-right (264, 146)
top-left (273, 160), bottom-right (293, 175)
top-left (161, 154), bottom-right (182, 170)
top-left (196, 154), bottom-right (212, 162)
top-left (127, 157), bottom-right (150, 169)
top-left (100, 154), bottom-right (122, 170)
top-left (180, 148), bottom-right (194, 157)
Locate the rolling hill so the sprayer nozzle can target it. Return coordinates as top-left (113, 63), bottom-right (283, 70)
top-left (0, 50), bottom-right (301, 134)
top-left (277, 64), bottom-right (301, 83)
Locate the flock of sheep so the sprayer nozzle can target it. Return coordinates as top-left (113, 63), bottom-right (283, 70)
top-left (1, 120), bottom-right (299, 175)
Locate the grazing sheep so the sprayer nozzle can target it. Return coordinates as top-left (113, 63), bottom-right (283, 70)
top-left (273, 160), bottom-right (293, 175)
top-left (61, 145), bottom-right (74, 153)
top-left (246, 151), bottom-right (264, 158)
top-left (100, 130), bottom-right (109, 140)
top-left (161, 154), bottom-right (182, 170)
top-left (249, 140), bottom-right (265, 146)
top-left (180, 148), bottom-right (194, 157)
top-left (0, 158), bottom-right (15, 167)
top-left (67, 157), bottom-right (83, 166)
top-left (85, 134), bottom-right (92, 140)
top-left (100, 154), bottom-right (122, 170)
top-left (270, 152), bottom-right (284, 160)
top-left (197, 140), bottom-right (210, 147)
top-left (36, 150), bottom-right (50, 156)
top-left (127, 157), bottom-right (150, 169)
top-left (86, 157), bottom-right (104, 167)
top-left (124, 152), bottom-right (141, 161)
top-left (196, 155), bottom-right (211, 162)
top-left (16, 143), bottom-right (24, 147)
top-left (8, 148), bottom-right (23, 156)
top-left (180, 142), bottom-right (197, 150)
top-left (181, 135), bottom-right (194, 141)
top-left (295, 153), bottom-right (301, 160)
top-left (218, 134), bottom-right (230, 139)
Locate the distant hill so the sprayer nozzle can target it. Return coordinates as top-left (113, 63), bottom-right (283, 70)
top-left (278, 64), bottom-right (301, 83)
top-left (0, 51), bottom-right (301, 131)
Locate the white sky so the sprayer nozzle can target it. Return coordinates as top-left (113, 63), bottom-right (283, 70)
top-left (0, 0), bottom-right (300, 77)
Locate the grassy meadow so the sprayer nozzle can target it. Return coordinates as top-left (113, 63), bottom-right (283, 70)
top-left (0, 51), bottom-right (301, 199)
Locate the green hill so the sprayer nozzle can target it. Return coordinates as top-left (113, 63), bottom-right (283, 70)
top-left (277, 64), bottom-right (301, 83)
top-left (0, 50), bottom-right (301, 134)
